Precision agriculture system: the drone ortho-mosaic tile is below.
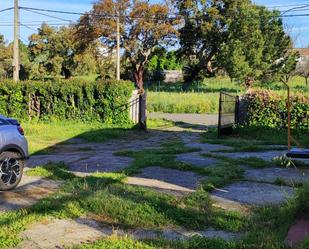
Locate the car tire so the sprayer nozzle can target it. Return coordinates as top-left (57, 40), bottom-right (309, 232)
top-left (0, 151), bottom-right (24, 191)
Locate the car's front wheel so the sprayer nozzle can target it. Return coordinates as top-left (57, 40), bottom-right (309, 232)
top-left (0, 151), bottom-right (24, 191)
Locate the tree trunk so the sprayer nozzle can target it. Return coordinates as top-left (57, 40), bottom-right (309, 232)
top-left (134, 66), bottom-right (144, 90)
top-left (62, 66), bottom-right (72, 79)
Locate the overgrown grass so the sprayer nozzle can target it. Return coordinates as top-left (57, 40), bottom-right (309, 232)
top-left (23, 121), bottom-right (135, 155)
top-left (147, 76), bottom-right (308, 114)
top-left (147, 92), bottom-right (219, 114)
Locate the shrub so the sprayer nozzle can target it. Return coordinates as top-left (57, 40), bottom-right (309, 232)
top-left (0, 79), bottom-right (134, 124)
top-left (244, 90), bottom-right (308, 130)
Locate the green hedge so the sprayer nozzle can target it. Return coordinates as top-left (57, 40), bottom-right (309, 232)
top-left (244, 90), bottom-right (309, 130)
top-left (0, 79), bottom-right (135, 124)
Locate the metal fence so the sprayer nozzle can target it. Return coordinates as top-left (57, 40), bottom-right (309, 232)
top-left (218, 92), bottom-right (239, 136)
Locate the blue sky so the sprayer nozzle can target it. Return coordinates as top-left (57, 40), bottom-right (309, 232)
top-left (0, 0), bottom-right (308, 47)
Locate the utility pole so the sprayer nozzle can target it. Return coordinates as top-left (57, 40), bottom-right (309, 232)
top-left (116, 15), bottom-right (120, 81)
top-left (13, 0), bottom-right (19, 82)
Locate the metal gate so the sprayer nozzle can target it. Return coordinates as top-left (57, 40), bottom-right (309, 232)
top-left (218, 92), bottom-right (239, 136)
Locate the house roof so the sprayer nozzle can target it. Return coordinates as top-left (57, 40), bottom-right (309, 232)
top-left (294, 48), bottom-right (309, 57)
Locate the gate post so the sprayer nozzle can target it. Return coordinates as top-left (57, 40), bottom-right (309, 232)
top-left (139, 92), bottom-right (147, 131)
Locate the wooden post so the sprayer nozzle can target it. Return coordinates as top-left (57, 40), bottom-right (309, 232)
top-left (116, 15), bottom-right (120, 80)
top-left (13, 0), bottom-right (19, 82)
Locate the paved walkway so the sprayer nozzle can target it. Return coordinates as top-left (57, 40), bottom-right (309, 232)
top-left (1, 123), bottom-right (309, 248)
top-left (149, 113), bottom-right (219, 127)
top-left (18, 218), bottom-right (240, 249)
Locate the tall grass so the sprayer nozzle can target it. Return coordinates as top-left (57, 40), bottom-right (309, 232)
top-left (147, 76), bottom-right (308, 114)
top-left (147, 92), bottom-right (219, 113)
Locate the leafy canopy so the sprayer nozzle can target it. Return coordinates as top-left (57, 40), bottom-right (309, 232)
top-left (75, 0), bottom-right (178, 89)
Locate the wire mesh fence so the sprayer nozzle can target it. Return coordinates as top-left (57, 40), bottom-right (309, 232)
top-left (218, 92), bottom-right (239, 136)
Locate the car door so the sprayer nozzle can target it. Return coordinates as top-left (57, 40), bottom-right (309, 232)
top-left (0, 119), bottom-right (6, 150)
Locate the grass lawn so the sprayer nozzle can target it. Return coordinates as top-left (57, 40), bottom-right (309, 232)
top-left (0, 163), bottom-right (245, 249)
top-left (0, 162), bottom-right (308, 249)
top-left (147, 76), bottom-right (308, 114)
top-left (0, 120), bottom-right (308, 248)
top-left (22, 121), bottom-right (135, 155)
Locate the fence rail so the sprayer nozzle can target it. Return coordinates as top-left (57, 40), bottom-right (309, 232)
top-left (218, 92), bottom-right (239, 136)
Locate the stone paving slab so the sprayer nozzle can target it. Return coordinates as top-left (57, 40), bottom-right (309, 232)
top-left (126, 176), bottom-right (195, 196)
top-left (27, 154), bottom-right (85, 168)
top-left (0, 176), bottom-right (61, 212)
top-left (217, 150), bottom-right (288, 161)
top-left (176, 152), bottom-right (218, 168)
top-left (185, 142), bottom-right (232, 153)
top-left (135, 166), bottom-right (205, 190)
top-left (245, 167), bottom-right (309, 185)
top-left (212, 182), bottom-right (294, 206)
top-left (68, 151), bottom-right (133, 173)
top-left (18, 218), bottom-right (241, 248)
top-left (210, 195), bottom-right (250, 214)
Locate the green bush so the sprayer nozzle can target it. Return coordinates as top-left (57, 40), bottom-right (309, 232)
top-left (244, 90), bottom-right (308, 130)
top-left (0, 79), bottom-right (134, 124)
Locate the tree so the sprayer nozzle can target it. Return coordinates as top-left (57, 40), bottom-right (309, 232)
top-left (0, 35), bottom-right (11, 79)
top-left (177, 0), bottom-right (250, 88)
top-left (178, 0), bottom-right (296, 89)
top-left (145, 48), bottom-right (182, 81)
top-left (218, 6), bottom-right (295, 88)
top-left (28, 23), bottom-right (98, 79)
top-left (272, 51), bottom-right (299, 85)
top-left (0, 35), bottom-right (30, 80)
top-left (296, 60), bottom-right (309, 86)
top-left (29, 24), bottom-right (72, 79)
top-left (75, 0), bottom-right (178, 90)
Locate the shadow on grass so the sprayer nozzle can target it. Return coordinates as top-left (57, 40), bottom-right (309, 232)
top-left (1, 163), bottom-right (242, 233)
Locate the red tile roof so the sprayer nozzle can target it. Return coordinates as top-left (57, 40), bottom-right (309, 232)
top-left (294, 48), bottom-right (309, 57)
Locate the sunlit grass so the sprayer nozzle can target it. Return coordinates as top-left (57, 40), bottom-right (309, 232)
top-left (147, 76), bottom-right (308, 114)
top-left (22, 121), bottom-right (134, 155)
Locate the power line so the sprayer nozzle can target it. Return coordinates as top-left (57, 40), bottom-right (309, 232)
top-left (20, 22), bottom-right (38, 32)
top-left (0, 7), bottom-right (13, 13)
top-left (19, 5), bottom-right (309, 20)
top-left (269, 4), bottom-right (309, 8)
top-left (22, 8), bottom-right (74, 22)
top-left (280, 4), bottom-right (309, 16)
top-left (0, 23), bottom-right (70, 26)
